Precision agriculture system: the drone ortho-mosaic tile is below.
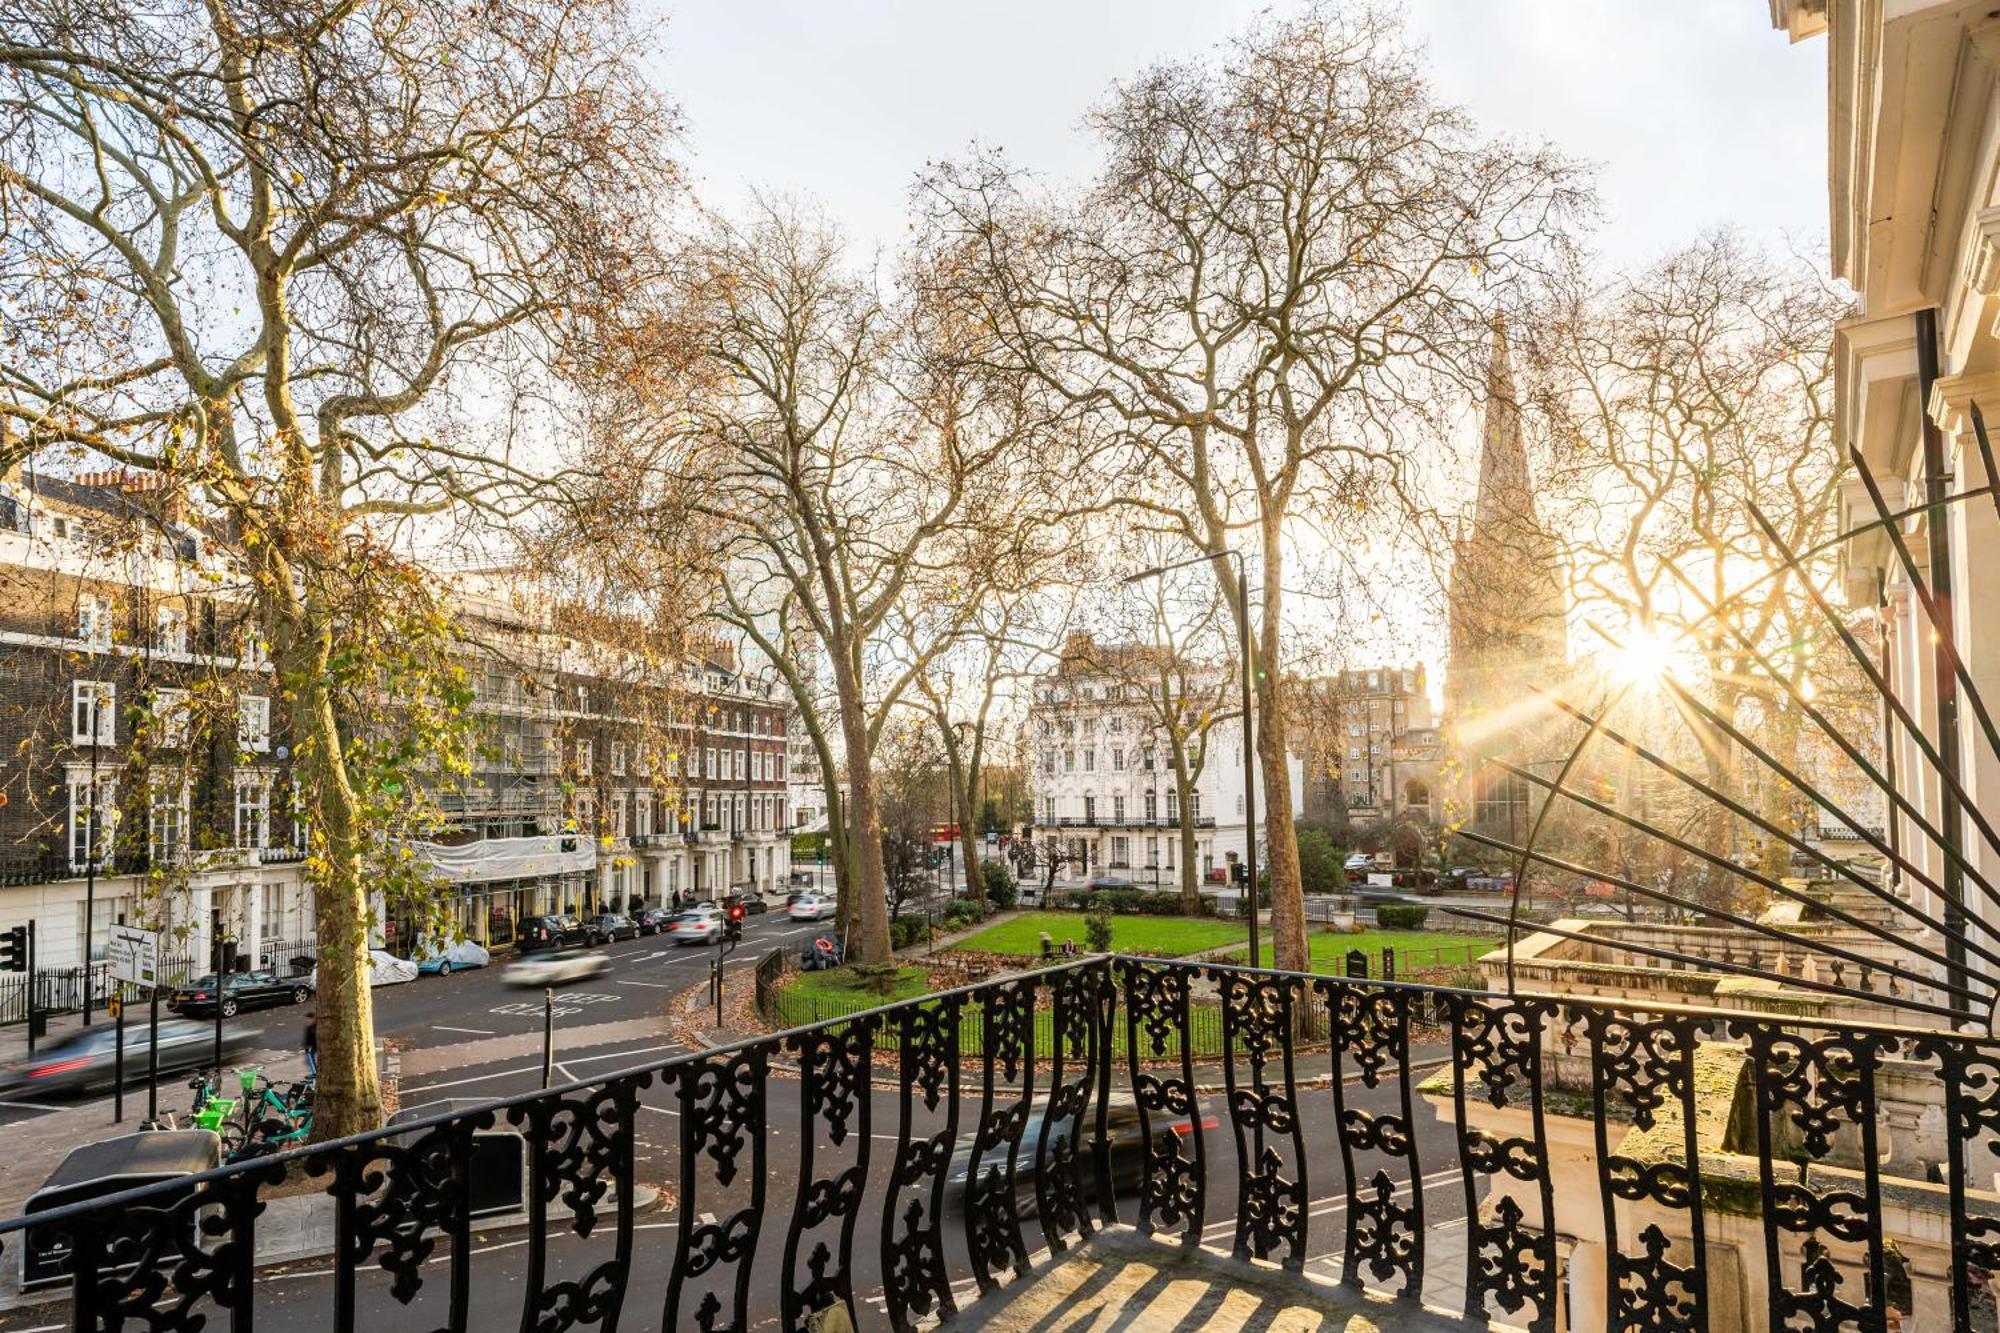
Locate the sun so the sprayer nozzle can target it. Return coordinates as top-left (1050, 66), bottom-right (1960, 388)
top-left (1603, 624), bottom-right (1694, 690)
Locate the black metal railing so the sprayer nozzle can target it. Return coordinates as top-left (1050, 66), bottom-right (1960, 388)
top-left (0, 955), bottom-right (1990, 1332)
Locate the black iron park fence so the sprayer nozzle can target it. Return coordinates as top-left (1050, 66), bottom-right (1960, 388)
top-left (0, 954), bottom-right (1992, 1331)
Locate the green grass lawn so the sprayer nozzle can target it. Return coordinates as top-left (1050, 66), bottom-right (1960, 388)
top-left (953, 911), bottom-right (1246, 958)
top-left (1226, 929), bottom-right (1495, 975)
top-left (768, 964), bottom-right (932, 1026)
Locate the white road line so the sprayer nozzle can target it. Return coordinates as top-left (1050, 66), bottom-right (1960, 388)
top-left (553, 1062), bottom-right (578, 1083)
top-left (639, 1103), bottom-right (680, 1117)
top-left (616, 980), bottom-right (675, 989)
top-left (567, 1043), bottom-right (684, 1066)
top-left (397, 1065), bottom-right (539, 1096)
top-left (0, 1098), bottom-right (80, 1112)
top-left (432, 1025), bottom-right (495, 1035)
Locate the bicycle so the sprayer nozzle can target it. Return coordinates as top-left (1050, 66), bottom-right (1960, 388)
top-left (232, 1068), bottom-right (314, 1158)
top-left (185, 1071), bottom-right (247, 1158)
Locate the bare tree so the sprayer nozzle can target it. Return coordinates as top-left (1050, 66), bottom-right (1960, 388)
top-left (651, 199), bottom-right (1046, 965)
top-left (1521, 233), bottom-right (1853, 903)
top-left (918, 2), bottom-right (1589, 969)
top-left (0, 0), bottom-right (678, 1133)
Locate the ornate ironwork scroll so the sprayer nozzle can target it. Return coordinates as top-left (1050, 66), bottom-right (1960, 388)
top-left (1322, 979), bottom-right (1424, 1300)
top-left (1451, 994), bottom-right (1556, 1332)
top-left (780, 1015), bottom-right (877, 1333)
top-left (1211, 964), bottom-right (1308, 1270)
top-left (311, 1109), bottom-right (492, 1331)
top-left (1034, 961), bottom-right (1105, 1253)
top-left (1916, 1035), bottom-right (2000, 1333)
top-left (1576, 1008), bottom-right (1707, 1332)
top-left (663, 1049), bottom-right (770, 1333)
top-left (1122, 958), bottom-right (1206, 1246)
top-left (965, 975), bottom-right (1037, 1294)
top-left (1739, 1021), bottom-right (1891, 1333)
top-left (57, 1157), bottom-right (282, 1332)
top-left (879, 991), bottom-right (963, 1331)
top-left (506, 1073), bottom-right (647, 1333)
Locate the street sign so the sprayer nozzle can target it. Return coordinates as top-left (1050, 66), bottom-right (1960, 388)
top-left (106, 924), bottom-right (159, 987)
top-left (106, 995), bottom-right (122, 1021)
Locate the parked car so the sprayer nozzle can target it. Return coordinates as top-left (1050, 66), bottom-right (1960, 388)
top-left (169, 970), bottom-right (312, 1018)
top-left (416, 940), bottom-right (491, 976)
top-left (789, 894), bottom-right (834, 922)
top-left (0, 1019), bottom-right (260, 1096)
top-left (785, 888), bottom-right (826, 908)
top-left (309, 949), bottom-right (419, 991)
top-left (586, 913), bottom-right (641, 944)
top-left (666, 910), bottom-right (723, 945)
top-left (503, 949), bottom-right (610, 988)
top-left (635, 907), bottom-right (678, 936)
top-left (947, 1097), bottom-right (1214, 1218)
top-left (1343, 853), bottom-right (1374, 872)
top-left (517, 914), bottom-right (590, 951)
top-left (721, 893), bottom-right (769, 916)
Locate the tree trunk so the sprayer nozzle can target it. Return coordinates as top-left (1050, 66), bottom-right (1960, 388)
top-left (283, 624), bottom-right (383, 1138)
top-left (833, 665), bottom-right (892, 963)
top-left (1254, 516), bottom-right (1307, 973)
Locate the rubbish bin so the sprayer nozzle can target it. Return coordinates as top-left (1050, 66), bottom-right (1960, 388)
top-left (21, 1129), bottom-right (221, 1291)
top-left (387, 1098), bottom-right (527, 1218)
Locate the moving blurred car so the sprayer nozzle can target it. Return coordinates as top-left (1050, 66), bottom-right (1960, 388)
top-left (169, 971), bottom-right (312, 1018)
top-left (667, 910), bottom-right (722, 945)
top-left (1083, 875), bottom-right (1138, 893)
top-left (789, 895), bottom-right (833, 922)
top-left (416, 940), bottom-right (491, 976)
top-left (309, 949), bottom-right (418, 991)
top-left (635, 907), bottom-right (678, 936)
top-left (504, 949), bottom-right (610, 988)
top-left (517, 914), bottom-right (590, 951)
top-left (1343, 853), bottom-right (1374, 872)
top-left (0, 1019), bottom-right (259, 1096)
top-left (721, 893), bottom-right (769, 916)
top-left (586, 913), bottom-right (641, 944)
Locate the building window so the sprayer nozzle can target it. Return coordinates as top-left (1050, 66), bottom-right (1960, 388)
top-left (234, 772), bottom-right (271, 850)
top-left (1191, 793), bottom-right (1201, 820)
top-left (1166, 790), bottom-right (1179, 821)
top-left (241, 625), bottom-right (269, 668)
top-left (238, 695), bottom-right (271, 753)
top-left (72, 680), bottom-right (116, 746)
top-left (1041, 750), bottom-right (1056, 775)
top-left (151, 688), bottom-right (190, 748)
top-left (635, 790), bottom-right (654, 837)
top-left (1111, 748), bottom-right (1124, 772)
top-left (68, 772), bottom-right (117, 869)
top-left (574, 789), bottom-right (597, 833)
top-left (1110, 836), bottom-right (1128, 867)
top-left (611, 742), bottom-right (627, 776)
top-left (1114, 795), bottom-right (1126, 823)
top-left (737, 749), bottom-right (747, 780)
top-left (612, 792), bottom-right (628, 839)
top-left (1145, 791), bottom-right (1157, 821)
top-left (291, 778), bottom-right (309, 850)
top-left (154, 605), bottom-right (188, 655)
top-left (1084, 795), bottom-right (1096, 822)
top-left (77, 593), bottom-right (111, 648)
top-left (150, 776), bottom-right (188, 862)
top-left (1062, 749), bottom-right (1074, 774)
top-left (706, 747), bottom-right (718, 780)
top-left (1141, 748), bottom-right (1155, 772)
top-left (1083, 749), bottom-right (1095, 773)
top-left (576, 739), bottom-right (594, 776)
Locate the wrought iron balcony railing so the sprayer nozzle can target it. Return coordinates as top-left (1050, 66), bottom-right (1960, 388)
top-left (1, 955), bottom-right (1990, 1332)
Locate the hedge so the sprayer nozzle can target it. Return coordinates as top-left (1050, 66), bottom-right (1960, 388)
top-left (1375, 904), bottom-right (1431, 930)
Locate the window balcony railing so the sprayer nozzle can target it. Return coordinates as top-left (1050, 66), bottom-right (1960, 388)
top-left (3, 954), bottom-right (1986, 1333)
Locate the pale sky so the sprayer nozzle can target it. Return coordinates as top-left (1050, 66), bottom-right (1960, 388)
top-left (652, 0), bottom-right (1829, 273)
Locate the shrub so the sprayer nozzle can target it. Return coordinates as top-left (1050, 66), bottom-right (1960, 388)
top-left (1375, 904), bottom-right (1431, 930)
top-left (889, 914), bottom-right (931, 950)
top-left (1295, 826), bottom-right (1346, 896)
top-left (981, 859), bottom-right (1019, 909)
top-left (1083, 907), bottom-right (1114, 953)
top-left (943, 899), bottom-right (983, 930)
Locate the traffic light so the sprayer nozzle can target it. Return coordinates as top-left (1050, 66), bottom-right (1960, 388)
top-left (725, 903), bottom-right (745, 942)
top-left (0, 925), bottom-right (26, 972)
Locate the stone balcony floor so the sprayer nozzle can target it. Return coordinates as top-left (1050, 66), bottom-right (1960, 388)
top-left (942, 1227), bottom-right (1482, 1332)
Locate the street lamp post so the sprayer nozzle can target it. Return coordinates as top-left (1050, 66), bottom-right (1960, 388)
top-left (1124, 549), bottom-right (1260, 969)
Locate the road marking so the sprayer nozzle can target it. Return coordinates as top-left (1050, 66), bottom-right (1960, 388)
top-left (0, 1098), bottom-right (78, 1112)
top-left (553, 1062), bottom-right (578, 1083)
top-left (432, 1025), bottom-right (495, 1035)
top-left (616, 980), bottom-right (675, 989)
top-left (397, 1065), bottom-right (540, 1096)
top-left (567, 1043), bottom-right (684, 1066)
top-left (638, 1103), bottom-right (680, 1118)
